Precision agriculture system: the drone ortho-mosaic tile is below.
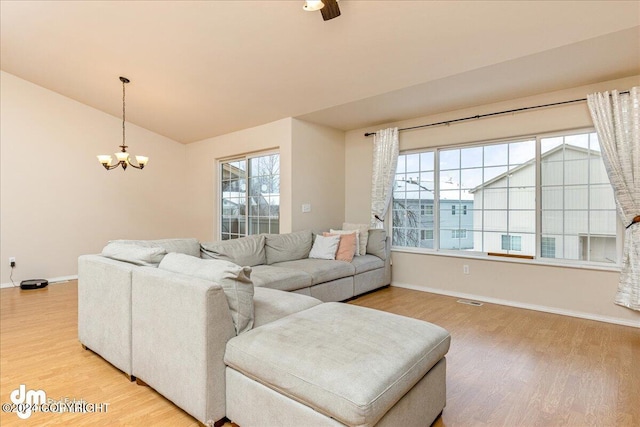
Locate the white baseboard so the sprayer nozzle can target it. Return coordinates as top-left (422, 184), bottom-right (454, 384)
top-left (0, 275), bottom-right (77, 289)
top-left (392, 282), bottom-right (640, 329)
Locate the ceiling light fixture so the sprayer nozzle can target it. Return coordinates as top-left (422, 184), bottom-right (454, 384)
top-left (97, 77), bottom-right (148, 171)
top-left (303, 1), bottom-right (325, 12)
top-left (303, 0), bottom-right (341, 21)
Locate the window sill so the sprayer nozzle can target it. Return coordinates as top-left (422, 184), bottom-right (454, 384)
top-left (390, 247), bottom-right (622, 273)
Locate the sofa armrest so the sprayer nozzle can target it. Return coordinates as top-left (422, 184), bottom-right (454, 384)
top-left (132, 267), bottom-right (235, 426)
top-left (78, 254), bottom-right (137, 376)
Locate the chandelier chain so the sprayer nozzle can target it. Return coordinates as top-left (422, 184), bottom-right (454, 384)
top-left (122, 78), bottom-right (126, 149)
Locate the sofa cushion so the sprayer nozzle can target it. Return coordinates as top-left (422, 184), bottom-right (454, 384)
top-left (252, 287), bottom-right (321, 328)
top-left (112, 238), bottom-right (200, 257)
top-left (264, 230), bottom-right (312, 265)
top-left (250, 265), bottom-right (312, 292)
top-left (366, 229), bottom-right (387, 260)
top-left (158, 253), bottom-right (254, 335)
top-left (271, 259), bottom-right (355, 285)
top-left (350, 254), bottom-right (385, 274)
top-left (224, 303), bottom-right (451, 427)
top-left (201, 235), bottom-right (266, 267)
top-left (101, 242), bottom-right (167, 267)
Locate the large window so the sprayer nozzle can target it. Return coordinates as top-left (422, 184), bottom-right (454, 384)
top-left (220, 152), bottom-right (280, 240)
top-left (392, 130), bottom-right (619, 266)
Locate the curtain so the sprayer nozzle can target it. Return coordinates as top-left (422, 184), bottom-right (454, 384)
top-left (587, 87), bottom-right (640, 311)
top-left (371, 127), bottom-right (399, 229)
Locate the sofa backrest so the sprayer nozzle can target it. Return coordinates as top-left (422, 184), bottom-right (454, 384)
top-left (201, 235), bottom-right (266, 266)
top-left (112, 238), bottom-right (201, 257)
top-left (100, 238), bottom-right (200, 267)
top-left (366, 229), bottom-right (387, 260)
top-left (264, 230), bottom-right (313, 265)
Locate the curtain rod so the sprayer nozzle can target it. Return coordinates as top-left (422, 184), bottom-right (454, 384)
top-left (363, 90), bottom-right (630, 137)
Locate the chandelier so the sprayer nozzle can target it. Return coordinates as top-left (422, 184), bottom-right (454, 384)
top-left (97, 77), bottom-right (148, 170)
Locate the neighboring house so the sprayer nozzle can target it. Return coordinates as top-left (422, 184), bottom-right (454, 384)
top-left (393, 178), bottom-right (474, 249)
top-left (469, 144), bottom-right (617, 262)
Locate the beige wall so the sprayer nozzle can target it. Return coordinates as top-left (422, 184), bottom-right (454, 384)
top-left (0, 71), bottom-right (189, 285)
top-left (345, 75), bottom-right (640, 325)
top-left (291, 118), bottom-right (345, 232)
top-left (182, 118), bottom-right (293, 241)
top-left (182, 117), bottom-right (346, 241)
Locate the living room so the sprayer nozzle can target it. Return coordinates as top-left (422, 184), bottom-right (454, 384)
top-left (1, 1), bottom-right (639, 426)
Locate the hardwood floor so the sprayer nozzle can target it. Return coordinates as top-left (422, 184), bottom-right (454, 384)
top-left (1, 281), bottom-right (638, 426)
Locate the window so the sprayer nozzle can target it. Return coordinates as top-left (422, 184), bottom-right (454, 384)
top-left (541, 236), bottom-right (556, 258)
top-left (540, 133), bottom-right (617, 263)
top-left (421, 230), bottom-right (434, 240)
top-left (421, 204), bottom-right (434, 216)
top-left (393, 152), bottom-right (435, 249)
top-left (452, 229), bottom-right (467, 239)
top-left (391, 130), bottom-right (619, 266)
top-left (501, 235), bottom-right (522, 251)
top-left (220, 152), bottom-right (279, 240)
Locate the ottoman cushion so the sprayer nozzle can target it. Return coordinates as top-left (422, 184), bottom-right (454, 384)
top-left (224, 303), bottom-right (450, 426)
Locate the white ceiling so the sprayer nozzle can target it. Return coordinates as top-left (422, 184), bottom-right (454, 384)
top-left (1, 1), bottom-right (639, 143)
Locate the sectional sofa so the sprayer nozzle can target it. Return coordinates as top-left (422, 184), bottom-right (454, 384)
top-left (78, 229), bottom-right (451, 426)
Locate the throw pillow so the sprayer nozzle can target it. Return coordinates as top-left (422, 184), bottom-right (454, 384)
top-left (323, 232), bottom-right (357, 262)
top-left (201, 235), bottom-right (266, 266)
top-left (101, 242), bottom-right (167, 267)
top-left (342, 223), bottom-right (370, 256)
top-left (264, 230), bottom-right (313, 264)
top-left (330, 229), bottom-right (361, 256)
top-left (158, 253), bottom-right (254, 335)
top-left (308, 234), bottom-right (341, 260)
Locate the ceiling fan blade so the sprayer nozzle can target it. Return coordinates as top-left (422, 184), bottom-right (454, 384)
top-left (321, 0), bottom-right (341, 21)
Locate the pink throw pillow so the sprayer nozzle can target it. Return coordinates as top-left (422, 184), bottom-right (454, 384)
top-left (323, 232), bottom-right (357, 262)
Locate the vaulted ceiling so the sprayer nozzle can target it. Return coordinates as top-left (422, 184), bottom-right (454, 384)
top-left (1, 1), bottom-right (638, 143)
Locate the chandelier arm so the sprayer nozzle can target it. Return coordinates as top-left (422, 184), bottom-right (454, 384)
top-left (102, 162), bottom-right (121, 171)
top-left (128, 161), bottom-right (144, 170)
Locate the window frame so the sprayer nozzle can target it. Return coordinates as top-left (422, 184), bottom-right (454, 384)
top-left (390, 128), bottom-right (623, 271)
top-left (218, 150), bottom-right (280, 240)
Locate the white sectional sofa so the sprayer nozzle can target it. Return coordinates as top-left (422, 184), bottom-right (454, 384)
top-left (78, 229), bottom-right (451, 427)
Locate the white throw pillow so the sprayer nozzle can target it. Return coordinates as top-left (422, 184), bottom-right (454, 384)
top-left (342, 223), bottom-right (370, 256)
top-left (158, 253), bottom-right (254, 335)
top-left (308, 234), bottom-right (341, 260)
top-left (330, 229), bottom-right (361, 256)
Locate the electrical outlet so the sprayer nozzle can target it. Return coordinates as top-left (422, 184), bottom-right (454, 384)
top-left (9, 257), bottom-right (16, 268)
top-left (463, 264), bottom-right (469, 275)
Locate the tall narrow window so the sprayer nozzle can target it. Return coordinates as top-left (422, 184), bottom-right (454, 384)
top-left (541, 132), bottom-right (617, 263)
top-left (392, 151), bottom-right (435, 249)
top-left (220, 152), bottom-right (280, 240)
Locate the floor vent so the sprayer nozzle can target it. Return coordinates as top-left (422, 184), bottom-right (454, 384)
top-left (456, 299), bottom-right (483, 307)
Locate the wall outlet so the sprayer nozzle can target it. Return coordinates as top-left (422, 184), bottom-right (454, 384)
top-left (9, 257), bottom-right (16, 267)
top-left (301, 203), bottom-right (311, 213)
top-left (463, 264), bottom-right (469, 275)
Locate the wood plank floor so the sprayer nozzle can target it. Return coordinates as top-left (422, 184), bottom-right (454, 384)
top-left (1, 281), bottom-right (638, 426)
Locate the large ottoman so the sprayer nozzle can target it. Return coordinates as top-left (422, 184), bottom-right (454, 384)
top-left (224, 303), bottom-right (451, 426)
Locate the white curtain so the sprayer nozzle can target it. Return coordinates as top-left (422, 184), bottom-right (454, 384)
top-left (587, 87), bottom-right (640, 311)
top-left (371, 127), bottom-right (399, 229)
